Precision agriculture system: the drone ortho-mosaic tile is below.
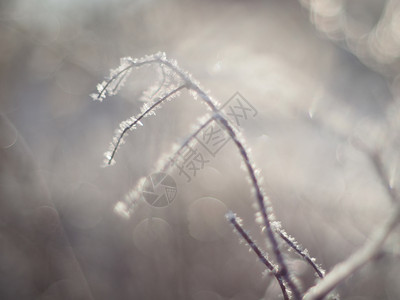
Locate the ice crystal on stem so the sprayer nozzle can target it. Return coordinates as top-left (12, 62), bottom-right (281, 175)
top-left (92, 52), bottom-right (344, 300)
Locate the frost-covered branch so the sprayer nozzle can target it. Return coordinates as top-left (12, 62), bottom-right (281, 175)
top-left (303, 142), bottom-right (400, 299)
top-left (91, 56), bottom-right (160, 101)
top-left (368, 151), bottom-right (399, 204)
top-left (93, 52), bottom-right (302, 299)
top-left (353, 139), bottom-right (399, 204)
top-left (104, 84), bottom-right (186, 165)
top-left (226, 211), bottom-right (290, 300)
top-left (215, 115), bottom-right (301, 299)
top-left (158, 115), bottom-right (215, 173)
top-left (303, 205), bottom-right (400, 300)
top-left (91, 52), bottom-right (219, 111)
top-left (275, 225), bottom-right (325, 279)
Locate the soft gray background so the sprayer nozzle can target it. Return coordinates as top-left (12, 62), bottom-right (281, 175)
top-left (1, 0), bottom-right (400, 299)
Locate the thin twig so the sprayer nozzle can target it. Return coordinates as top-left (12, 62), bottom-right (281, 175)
top-left (215, 115), bottom-right (301, 299)
top-left (276, 227), bottom-right (325, 279)
top-left (353, 139), bottom-right (398, 204)
top-left (95, 53), bottom-right (302, 298)
top-left (95, 65), bottom-right (133, 100)
top-left (368, 151), bottom-right (398, 204)
top-left (159, 53), bottom-right (300, 297)
top-left (303, 205), bottom-right (400, 300)
top-left (148, 65), bottom-right (167, 100)
top-left (107, 84), bottom-right (187, 164)
top-left (304, 144), bottom-right (400, 299)
top-left (227, 212), bottom-right (290, 300)
top-left (94, 58), bottom-right (160, 100)
top-left (159, 115), bottom-right (215, 173)
top-left (111, 68), bottom-right (131, 95)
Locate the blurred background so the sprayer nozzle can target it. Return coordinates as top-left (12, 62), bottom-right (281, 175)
top-left (1, 0), bottom-right (400, 299)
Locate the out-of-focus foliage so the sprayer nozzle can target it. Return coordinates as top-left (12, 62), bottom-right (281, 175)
top-left (301, 0), bottom-right (400, 80)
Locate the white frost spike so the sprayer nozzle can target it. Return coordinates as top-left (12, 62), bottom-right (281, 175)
top-left (154, 143), bottom-right (180, 172)
top-left (114, 176), bottom-right (147, 218)
top-left (91, 57), bottom-right (134, 101)
top-left (151, 115), bottom-right (214, 175)
top-left (105, 151), bottom-right (112, 161)
top-left (189, 89), bottom-right (198, 100)
top-left (255, 212), bottom-right (263, 224)
top-left (102, 151), bottom-right (115, 167)
top-left (276, 225), bottom-right (326, 279)
top-left (105, 85), bottom-right (184, 165)
top-left (114, 201), bottom-right (131, 219)
top-left (90, 93), bottom-right (100, 101)
top-left (225, 211), bottom-right (236, 222)
top-left (93, 52), bottom-right (312, 299)
top-left (97, 83), bottom-right (104, 93)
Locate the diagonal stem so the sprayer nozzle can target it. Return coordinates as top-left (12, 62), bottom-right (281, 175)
top-left (227, 212), bottom-right (290, 300)
top-left (215, 115), bottom-right (301, 299)
top-left (107, 84), bottom-right (187, 165)
top-left (160, 115), bottom-right (215, 173)
top-left (277, 228), bottom-right (325, 279)
top-left (303, 205), bottom-right (400, 300)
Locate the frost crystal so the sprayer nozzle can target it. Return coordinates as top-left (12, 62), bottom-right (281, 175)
top-left (113, 201), bottom-right (131, 219)
top-left (276, 224), bottom-right (326, 279)
top-left (225, 211), bottom-right (236, 221)
top-left (90, 52), bottom-right (341, 300)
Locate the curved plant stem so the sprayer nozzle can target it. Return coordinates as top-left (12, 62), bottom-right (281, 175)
top-left (94, 52), bottom-right (302, 299)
